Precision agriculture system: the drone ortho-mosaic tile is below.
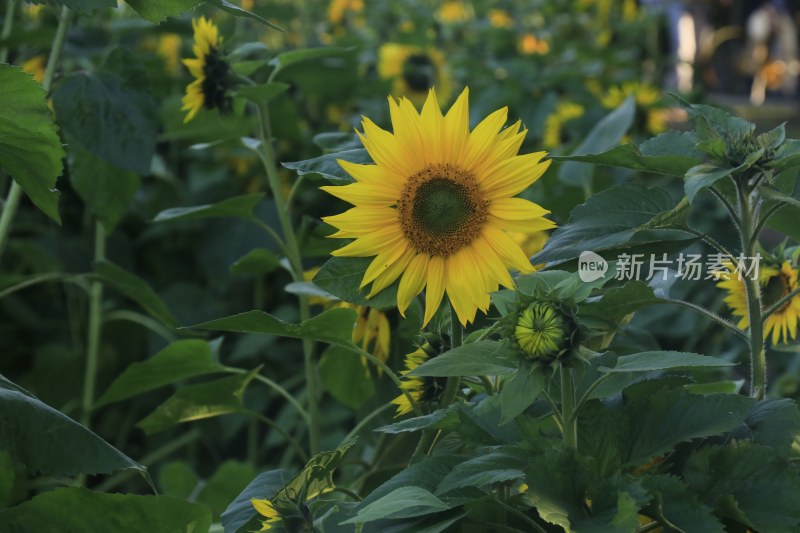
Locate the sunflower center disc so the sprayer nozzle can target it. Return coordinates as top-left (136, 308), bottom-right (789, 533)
top-left (403, 54), bottom-right (436, 92)
top-left (762, 272), bottom-right (791, 311)
top-left (398, 164), bottom-right (488, 257)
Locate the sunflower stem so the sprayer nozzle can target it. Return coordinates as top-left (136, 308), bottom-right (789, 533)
top-left (254, 101), bottom-right (320, 455)
top-left (0, 5), bottom-right (71, 263)
top-left (81, 221), bottom-right (106, 429)
top-left (560, 366), bottom-right (578, 450)
top-left (738, 183), bottom-right (767, 400)
top-left (439, 305), bottom-right (463, 409)
top-left (0, 0), bottom-right (16, 64)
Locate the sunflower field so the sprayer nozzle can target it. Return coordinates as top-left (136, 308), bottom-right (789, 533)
top-left (3, 0), bottom-right (800, 531)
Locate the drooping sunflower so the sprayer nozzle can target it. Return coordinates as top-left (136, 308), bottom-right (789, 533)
top-left (378, 43), bottom-right (451, 106)
top-left (600, 81), bottom-right (667, 134)
top-left (391, 346), bottom-right (448, 416)
top-left (716, 260), bottom-right (800, 344)
top-left (182, 17), bottom-right (231, 123)
top-left (542, 101), bottom-right (584, 149)
top-left (251, 498), bottom-right (281, 531)
top-left (322, 88), bottom-right (555, 326)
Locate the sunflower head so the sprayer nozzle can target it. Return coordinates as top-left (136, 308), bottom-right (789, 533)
top-left (321, 88), bottom-right (554, 326)
top-left (508, 300), bottom-right (578, 362)
top-left (543, 101), bottom-right (584, 149)
top-left (378, 44), bottom-right (451, 105)
top-left (391, 342), bottom-right (449, 416)
top-left (251, 498), bottom-right (281, 531)
top-left (181, 16), bottom-right (231, 123)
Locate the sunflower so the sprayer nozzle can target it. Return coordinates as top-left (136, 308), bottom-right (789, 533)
top-left (22, 55), bottom-right (46, 84)
top-left (321, 88), bottom-right (554, 326)
top-left (716, 260), bottom-right (800, 344)
top-left (437, 1), bottom-right (471, 23)
top-left (391, 346), bottom-right (448, 416)
top-left (378, 43), bottom-right (451, 106)
top-left (600, 81), bottom-right (667, 134)
top-left (251, 498), bottom-right (281, 531)
top-left (327, 0), bottom-right (364, 24)
top-left (542, 101), bottom-right (584, 149)
top-left (182, 17), bottom-right (231, 123)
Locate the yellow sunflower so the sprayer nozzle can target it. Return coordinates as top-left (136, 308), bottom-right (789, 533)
top-left (717, 260), bottom-right (800, 344)
top-left (22, 55), bottom-right (46, 84)
top-left (327, 0), bottom-right (364, 24)
top-left (321, 88), bottom-right (554, 326)
top-left (182, 17), bottom-right (230, 123)
top-left (437, 1), bottom-right (472, 24)
top-left (251, 498), bottom-right (280, 531)
top-left (542, 101), bottom-right (584, 149)
top-left (378, 43), bottom-right (451, 106)
top-left (601, 81), bottom-right (667, 134)
top-left (391, 346), bottom-right (447, 416)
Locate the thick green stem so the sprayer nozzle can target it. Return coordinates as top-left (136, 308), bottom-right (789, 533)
top-left (560, 366), bottom-right (577, 450)
top-left (439, 305), bottom-right (463, 408)
top-left (738, 187), bottom-right (767, 399)
top-left (0, 0), bottom-right (16, 63)
top-left (81, 221), bottom-right (106, 427)
top-left (0, 6), bottom-right (71, 262)
top-left (254, 102), bottom-right (320, 454)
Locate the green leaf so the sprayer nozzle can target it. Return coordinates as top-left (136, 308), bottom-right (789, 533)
top-left (644, 475), bottom-right (726, 533)
top-left (205, 0), bottom-right (284, 30)
top-left (695, 137), bottom-right (727, 162)
top-left (358, 455), bottom-right (466, 509)
top-left (435, 448), bottom-right (526, 495)
top-left (0, 64), bottom-right (63, 223)
top-left (222, 469), bottom-right (292, 533)
top-left (136, 368), bottom-right (259, 434)
top-left (123, 0), bottom-right (200, 23)
top-left (26, 0), bottom-right (115, 10)
top-left (189, 307), bottom-right (358, 346)
top-left (96, 339), bottom-right (225, 408)
top-left (531, 183), bottom-right (693, 265)
top-left (740, 399), bottom-right (800, 456)
top-left (498, 368), bottom-right (545, 424)
top-left (229, 248), bottom-right (280, 276)
top-left (552, 131), bottom-right (701, 177)
top-left (53, 55), bottom-right (158, 175)
top-left (69, 147), bottom-right (140, 233)
top-left (283, 149), bottom-right (371, 183)
top-left (581, 280), bottom-right (664, 323)
top-left (684, 163), bottom-right (733, 203)
top-left (153, 193), bottom-right (265, 223)
top-left (319, 345), bottom-right (375, 410)
top-left (312, 257), bottom-right (397, 310)
top-left (95, 260), bottom-right (178, 328)
top-left (0, 487), bottom-right (211, 533)
top-left (600, 351), bottom-right (735, 373)
top-left (159, 461), bottom-right (200, 499)
top-left (269, 47), bottom-right (351, 76)
top-left (0, 374), bottom-right (143, 477)
top-left (197, 460), bottom-right (256, 521)
top-left (684, 443), bottom-right (800, 533)
top-left (235, 82), bottom-right (289, 103)
top-left (768, 139), bottom-right (800, 171)
top-left (275, 439), bottom-right (355, 503)
top-left (376, 406), bottom-right (461, 434)
top-left (409, 341), bottom-right (519, 377)
top-left (524, 449), bottom-right (585, 530)
top-left (559, 96), bottom-right (636, 188)
top-left (758, 183), bottom-right (800, 209)
top-left (313, 132), bottom-right (361, 152)
top-left (343, 486), bottom-right (450, 524)
top-left (672, 95), bottom-right (755, 140)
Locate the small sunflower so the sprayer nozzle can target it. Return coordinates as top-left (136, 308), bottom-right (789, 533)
top-left (514, 302), bottom-right (572, 360)
top-left (378, 43), bottom-right (452, 106)
top-left (182, 17), bottom-right (231, 123)
top-left (601, 81), bottom-right (667, 134)
top-left (251, 498), bottom-right (281, 531)
top-left (391, 346), bottom-right (448, 416)
top-left (327, 0), bottom-right (364, 25)
top-left (519, 33), bottom-right (549, 56)
top-left (717, 260), bottom-right (800, 345)
top-left (22, 55), bottom-right (46, 84)
top-left (488, 9), bottom-right (514, 29)
top-left (322, 88), bottom-right (554, 326)
top-left (437, 1), bottom-right (471, 24)
top-left (542, 101), bottom-right (584, 149)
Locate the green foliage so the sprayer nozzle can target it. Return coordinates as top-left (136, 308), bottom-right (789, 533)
top-left (152, 193), bottom-right (266, 223)
top-left (319, 345), bottom-right (375, 409)
top-left (0, 65), bottom-right (64, 223)
top-left (95, 260), bottom-right (178, 328)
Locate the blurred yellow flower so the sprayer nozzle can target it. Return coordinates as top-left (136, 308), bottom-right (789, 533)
top-left (519, 33), bottom-right (549, 55)
top-left (182, 17), bottom-right (230, 123)
top-left (25, 3), bottom-right (45, 18)
top-left (437, 1), bottom-right (471, 23)
top-left (510, 230), bottom-right (549, 263)
top-left (157, 33), bottom-right (181, 75)
top-left (378, 43), bottom-right (451, 106)
top-left (601, 81), bottom-right (667, 134)
top-left (488, 8), bottom-right (513, 29)
top-left (623, 0), bottom-right (638, 21)
top-left (542, 101), bottom-right (584, 149)
top-left (327, 0), bottom-right (364, 25)
top-left (22, 55), bottom-right (46, 84)
top-left (241, 0), bottom-right (254, 10)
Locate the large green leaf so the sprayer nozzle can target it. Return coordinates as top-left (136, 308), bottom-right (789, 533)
top-left (524, 449), bottom-right (585, 530)
top-left (553, 131), bottom-right (701, 177)
top-left (123, 0), bottom-right (200, 23)
top-left (581, 280), bottom-right (664, 323)
top-left (498, 368), bottom-right (545, 424)
top-left (559, 96), bottom-right (636, 188)
top-left (0, 488), bottom-right (211, 532)
top-left (95, 260), bottom-right (178, 328)
top-left (69, 147), bottom-right (140, 233)
top-left (96, 339), bottom-right (226, 408)
top-left (409, 341), bottom-right (519, 377)
top-left (153, 193), bottom-right (265, 223)
top-left (190, 307), bottom-right (358, 346)
top-left (0, 64), bottom-right (63, 223)
top-left (600, 351), bottom-right (735, 373)
top-left (235, 82), bottom-right (289, 104)
top-left (644, 475), bottom-right (726, 533)
top-left (221, 469), bottom-right (292, 533)
top-left (312, 257), bottom-right (398, 310)
top-left (283, 149), bottom-right (371, 183)
top-left (229, 248), bottom-right (280, 276)
top-left (435, 448), bottom-right (526, 495)
top-left (136, 369), bottom-right (259, 434)
top-left (531, 183), bottom-right (694, 265)
top-left (197, 460), bottom-right (256, 521)
top-left (319, 345), bottom-right (375, 410)
top-left (53, 51), bottom-right (158, 175)
top-left (25, 0), bottom-right (115, 12)
top-left (342, 486), bottom-right (449, 524)
top-left (0, 375), bottom-right (143, 477)
top-left (269, 47), bottom-right (352, 76)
